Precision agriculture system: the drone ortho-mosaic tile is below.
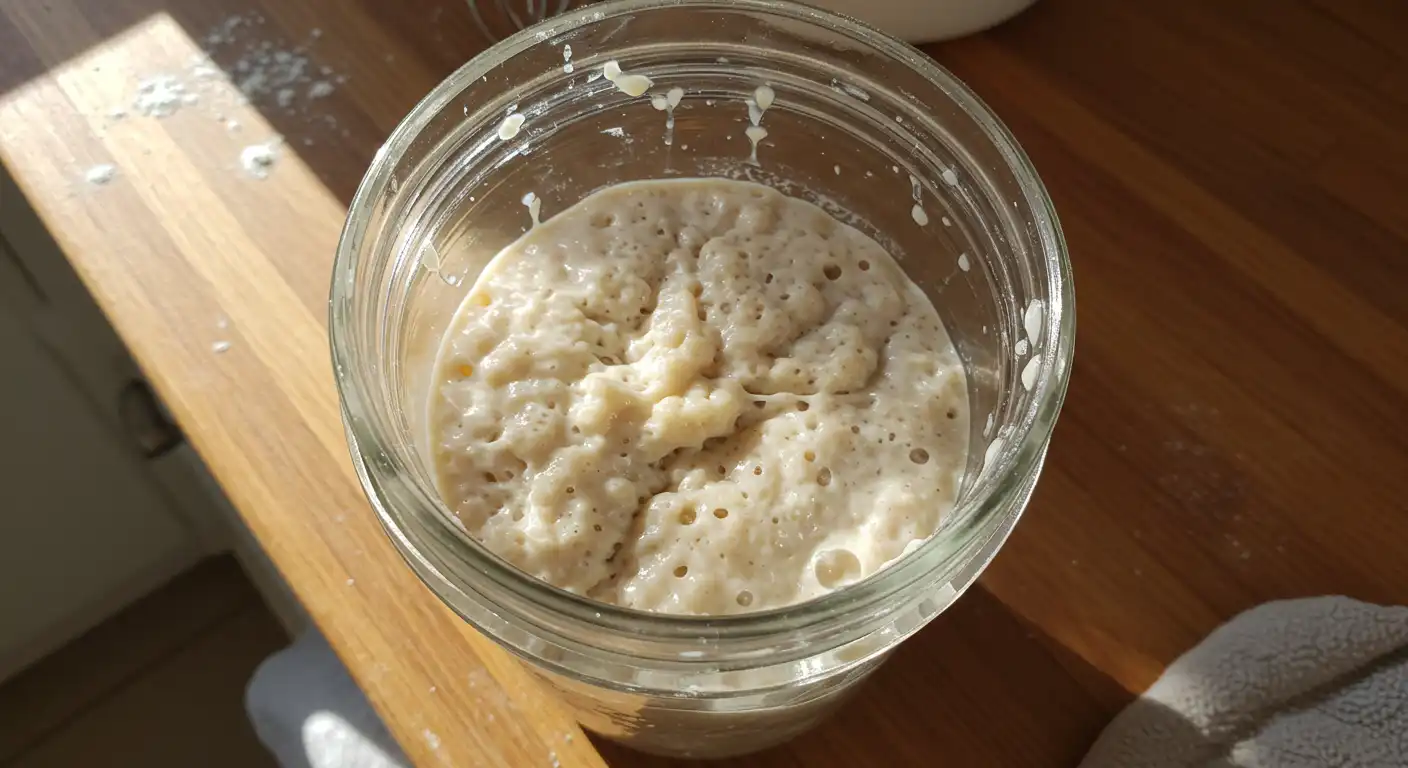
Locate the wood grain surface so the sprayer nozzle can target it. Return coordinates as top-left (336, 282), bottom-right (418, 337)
top-left (2, 0), bottom-right (1405, 766)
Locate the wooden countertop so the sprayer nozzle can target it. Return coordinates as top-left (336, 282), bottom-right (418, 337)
top-left (2, 0), bottom-right (1405, 765)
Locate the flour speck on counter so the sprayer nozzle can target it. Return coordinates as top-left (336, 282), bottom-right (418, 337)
top-left (101, 9), bottom-right (352, 162)
top-left (84, 164), bottom-right (117, 185)
top-left (133, 75), bottom-right (192, 117)
top-left (240, 139), bottom-right (281, 179)
top-left (209, 14), bottom-right (347, 115)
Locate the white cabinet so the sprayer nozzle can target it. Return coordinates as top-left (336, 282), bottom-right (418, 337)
top-left (0, 299), bottom-right (200, 681)
top-left (0, 166), bottom-right (306, 683)
top-left (0, 171), bottom-right (211, 682)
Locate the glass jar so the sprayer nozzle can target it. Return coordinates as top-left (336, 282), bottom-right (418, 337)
top-left (330, 0), bottom-right (1073, 758)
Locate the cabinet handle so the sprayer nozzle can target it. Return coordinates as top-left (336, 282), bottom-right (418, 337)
top-left (0, 229), bottom-right (48, 307)
top-left (118, 379), bottom-right (184, 458)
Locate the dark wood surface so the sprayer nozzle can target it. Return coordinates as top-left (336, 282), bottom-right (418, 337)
top-left (2, 0), bottom-right (1405, 765)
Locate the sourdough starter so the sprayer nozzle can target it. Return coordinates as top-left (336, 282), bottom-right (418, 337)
top-left (429, 179), bottom-right (968, 615)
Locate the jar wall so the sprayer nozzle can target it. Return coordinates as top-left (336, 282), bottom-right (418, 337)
top-left (333, 0), bottom-right (1071, 758)
top-left (529, 654), bottom-right (884, 758)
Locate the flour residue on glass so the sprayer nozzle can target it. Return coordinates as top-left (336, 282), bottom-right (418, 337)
top-left (957, 253), bottom-right (970, 272)
top-left (562, 44), bottom-right (574, 74)
top-left (744, 84), bottom-right (774, 165)
top-left (745, 126), bottom-right (768, 164)
top-left (498, 113), bottom-right (526, 140)
top-left (829, 78), bottom-right (870, 102)
top-left (941, 166), bottom-right (960, 187)
top-left (746, 85), bottom-right (774, 126)
top-left (981, 435), bottom-right (1005, 480)
top-left (650, 86), bottom-right (684, 146)
top-left (522, 191), bottom-right (542, 227)
top-left (1024, 299), bottom-right (1045, 347)
top-left (419, 241), bottom-right (460, 286)
top-left (420, 241), bottom-right (442, 273)
top-left (754, 84), bottom-right (774, 111)
top-left (1021, 355), bottom-right (1042, 391)
top-left (909, 174), bottom-right (928, 227)
top-left (602, 60), bottom-right (652, 97)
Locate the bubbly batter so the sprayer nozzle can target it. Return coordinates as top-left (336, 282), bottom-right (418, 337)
top-left (429, 179), bottom-right (967, 615)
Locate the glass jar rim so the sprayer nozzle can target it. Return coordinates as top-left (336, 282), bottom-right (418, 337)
top-left (330, 0), bottom-right (1074, 646)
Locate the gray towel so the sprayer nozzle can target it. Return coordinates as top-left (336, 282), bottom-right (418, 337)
top-left (245, 631), bottom-right (409, 768)
top-left (1080, 597), bottom-right (1408, 768)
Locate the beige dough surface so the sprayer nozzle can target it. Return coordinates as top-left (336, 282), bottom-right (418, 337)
top-left (430, 178), bottom-right (967, 615)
